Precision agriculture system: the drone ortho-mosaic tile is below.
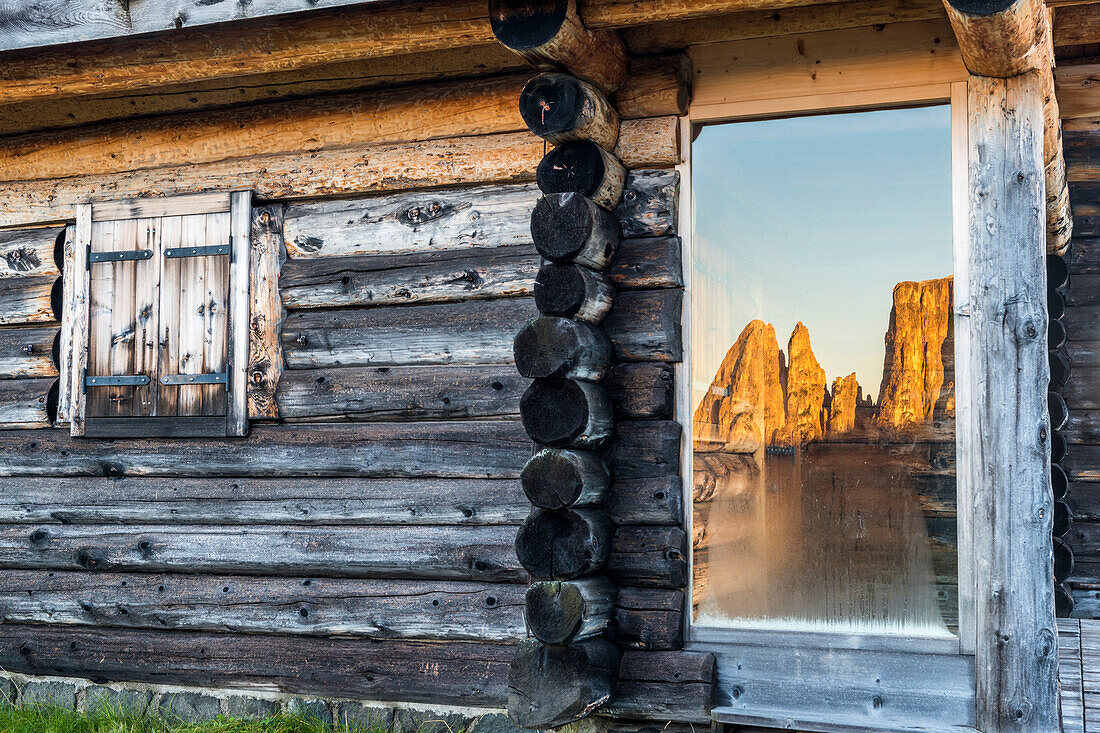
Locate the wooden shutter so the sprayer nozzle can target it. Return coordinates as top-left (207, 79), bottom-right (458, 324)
top-left (65, 192), bottom-right (250, 438)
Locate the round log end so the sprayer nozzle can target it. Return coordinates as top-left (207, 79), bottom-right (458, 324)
top-left (1048, 254), bottom-right (1069, 292)
top-left (513, 316), bottom-right (612, 381)
top-left (1052, 463), bottom-right (1068, 500)
top-left (1050, 349), bottom-right (1071, 390)
top-left (1052, 430), bottom-right (1067, 464)
top-left (1054, 535), bottom-right (1074, 582)
top-left (488, 0), bottom-right (570, 51)
top-left (1048, 290), bottom-right (1065, 321)
top-left (531, 193), bottom-right (618, 268)
top-left (506, 638), bottom-right (619, 729)
top-left (537, 140), bottom-right (609, 200)
top-left (526, 581), bottom-right (587, 644)
top-left (522, 448), bottom-right (611, 509)
top-left (1049, 391), bottom-right (1068, 432)
top-left (1054, 500), bottom-right (1073, 538)
top-left (944, 0), bottom-right (1020, 15)
top-left (521, 73), bottom-right (587, 139)
top-left (515, 508), bottom-right (611, 579)
top-left (521, 378), bottom-right (612, 448)
top-left (1049, 318), bottom-right (1067, 350)
top-left (1056, 582), bottom-right (1075, 617)
top-left (534, 262), bottom-right (613, 321)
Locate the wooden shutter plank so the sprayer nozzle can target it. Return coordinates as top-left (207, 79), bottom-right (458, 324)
top-left (88, 220), bottom-right (117, 418)
top-left (176, 213), bottom-right (207, 417)
top-left (56, 225), bottom-right (76, 425)
top-left (202, 211), bottom-right (231, 416)
top-left (133, 217), bottom-right (161, 417)
top-left (106, 217), bottom-right (137, 417)
top-left (157, 216), bottom-right (183, 417)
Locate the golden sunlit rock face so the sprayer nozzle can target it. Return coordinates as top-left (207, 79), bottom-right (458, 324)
top-left (693, 277), bottom-right (955, 451)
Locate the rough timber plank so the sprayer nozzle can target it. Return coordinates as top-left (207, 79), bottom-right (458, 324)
top-left (967, 74), bottom-right (1058, 732)
top-left (0, 422), bottom-right (531, 477)
top-left (0, 523), bottom-right (526, 582)
top-left (0, 571), bottom-right (527, 641)
top-left (247, 205), bottom-right (285, 420)
top-left (0, 275), bottom-right (58, 324)
top-left (1058, 618), bottom-right (1085, 733)
top-left (0, 623), bottom-right (512, 707)
top-left (0, 326), bottom-right (58, 379)
top-left (0, 377), bottom-right (54, 428)
top-left (0, 476), bottom-right (530, 526)
top-left (1080, 619), bottom-right (1100, 731)
top-left (0, 227), bottom-right (61, 279)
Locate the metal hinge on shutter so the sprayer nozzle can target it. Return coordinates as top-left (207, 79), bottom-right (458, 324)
top-left (159, 372), bottom-right (228, 386)
top-left (86, 246), bottom-right (154, 268)
top-left (164, 244), bottom-right (230, 258)
top-left (83, 370), bottom-right (151, 393)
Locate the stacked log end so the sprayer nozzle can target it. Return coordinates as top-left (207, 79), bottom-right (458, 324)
top-left (497, 10), bottom-right (627, 725)
top-left (1048, 252), bottom-right (1075, 616)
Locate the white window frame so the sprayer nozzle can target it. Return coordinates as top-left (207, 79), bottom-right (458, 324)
top-left (677, 79), bottom-right (980, 731)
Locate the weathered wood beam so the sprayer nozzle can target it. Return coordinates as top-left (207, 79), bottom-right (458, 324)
top-left (516, 508), bottom-right (612, 579)
top-left (0, 275), bottom-right (59, 325)
top-left (490, 0), bottom-right (628, 93)
top-left (1051, 3), bottom-right (1100, 48)
top-left (613, 587), bottom-right (685, 650)
top-left (0, 422), bottom-right (531, 477)
top-left (0, 124), bottom-right (676, 229)
top-left (967, 72), bottom-right (1059, 732)
top-left (520, 378), bottom-right (614, 448)
top-left (538, 140), bottom-right (628, 210)
top-left (520, 73), bottom-right (620, 149)
top-left (0, 623), bottom-right (514, 707)
top-left (525, 577), bottom-right (616, 643)
top-left (514, 315), bottom-right (613, 381)
top-left (522, 448), bottom-right (611, 509)
top-left (943, 0), bottom-right (1072, 252)
top-left (606, 525), bottom-right (688, 587)
top-left (0, 523), bottom-right (526, 582)
top-left (0, 376), bottom-right (54, 429)
top-left (0, 326), bottom-right (58, 379)
top-left (534, 263), bottom-right (615, 323)
top-left (0, 570), bottom-right (527, 641)
top-left (247, 205), bottom-right (285, 421)
top-left (508, 639), bottom-right (620, 728)
top-left (600, 650), bottom-right (717, 723)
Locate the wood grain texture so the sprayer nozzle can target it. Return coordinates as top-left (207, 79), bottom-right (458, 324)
top-left (0, 74), bottom-right (530, 183)
top-left (0, 570), bottom-right (527, 641)
top-left (0, 275), bottom-right (58, 325)
top-left (601, 650), bottom-right (716, 723)
top-left (0, 326), bottom-right (58, 380)
top-left (0, 227), bottom-right (60, 279)
top-left (0, 623), bottom-right (513, 707)
top-left (943, 0), bottom-right (1045, 78)
top-left (615, 170), bottom-right (679, 239)
top-left (66, 206), bottom-right (91, 436)
top-left (615, 116), bottom-right (680, 169)
top-left (613, 587), bottom-right (684, 650)
top-left (0, 475), bottom-right (530, 526)
top-left (967, 74), bottom-right (1059, 732)
top-left (0, 422), bottom-right (532, 477)
top-left (0, 523), bottom-right (526, 582)
top-left (0, 377), bottom-right (53, 428)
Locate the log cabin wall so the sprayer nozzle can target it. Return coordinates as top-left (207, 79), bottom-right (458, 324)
top-left (0, 13), bottom-right (707, 724)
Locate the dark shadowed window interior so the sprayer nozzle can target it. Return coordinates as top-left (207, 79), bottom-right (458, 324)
top-left (690, 105), bottom-right (957, 637)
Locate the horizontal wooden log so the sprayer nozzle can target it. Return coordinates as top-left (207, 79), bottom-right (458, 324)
top-left (604, 420), bottom-right (681, 479)
top-left (614, 116), bottom-right (681, 170)
top-left (1065, 411), bottom-right (1100, 444)
top-left (0, 227), bottom-right (61, 279)
top-left (507, 638), bottom-right (620, 728)
top-left (1056, 536), bottom-right (1075, 582)
top-left (0, 623), bottom-right (513, 707)
top-left (1053, 464), bottom-right (1068, 501)
top-left (1049, 253), bottom-right (1069, 292)
top-left (0, 422), bottom-right (531, 478)
top-left (520, 73), bottom-right (620, 149)
top-left (941, 0), bottom-right (1045, 78)
top-left (607, 476), bottom-right (682, 526)
top-left (1055, 500), bottom-right (1073, 538)
top-left (282, 298), bottom-right (538, 369)
top-left (606, 525), bottom-right (688, 588)
top-left (1064, 305), bottom-right (1100, 342)
top-left (1050, 288), bottom-right (1066, 320)
top-left (1049, 349), bottom-right (1069, 391)
top-left (280, 246), bottom-right (539, 311)
top-left (0, 377), bottom-right (54, 429)
top-left (521, 378), bottom-right (614, 448)
top-left (1066, 341), bottom-right (1100, 367)
top-left (615, 169), bottom-right (679, 239)
top-left (0, 476), bottom-right (530, 526)
top-left (615, 55), bottom-right (691, 119)
top-left (522, 448), bottom-right (611, 509)
top-left (601, 650), bottom-right (716, 723)
top-left (283, 183), bottom-right (537, 260)
top-left (613, 587), bottom-right (684, 651)
top-left (515, 315), bottom-right (613, 381)
top-left (1064, 444), bottom-right (1100, 482)
top-left (0, 275), bottom-right (59, 325)
top-left (277, 364), bottom-right (528, 422)
top-left (538, 140), bottom-right (627, 210)
top-left (516, 508), bottom-right (612, 579)
top-left (1050, 319), bottom-right (1067, 350)
top-left (534, 262), bottom-right (614, 323)
top-left (0, 73), bottom-right (531, 184)
top-left (610, 237), bottom-right (682, 290)
top-left (0, 326), bottom-right (58, 379)
top-left (489, 0), bottom-right (628, 94)
top-left (602, 288), bottom-right (683, 362)
top-left (0, 523), bottom-right (525, 582)
top-left (1051, 391), bottom-right (1070, 431)
top-left (526, 577), bottom-right (616, 644)
top-left (604, 362), bottom-right (673, 418)
top-left (0, 570), bottom-right (527, 641)
top-left (1066, 276), bottom-right (1100, 309)
top-left (1054, 430), bottom-right (1068, 464)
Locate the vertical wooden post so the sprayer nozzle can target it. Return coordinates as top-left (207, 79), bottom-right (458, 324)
top-left (67, 204), bottom-right (92, 437)
top-left (967, 72), bottom-right (1059, 732)
top-left (227, 191), bottom-right (252, 437)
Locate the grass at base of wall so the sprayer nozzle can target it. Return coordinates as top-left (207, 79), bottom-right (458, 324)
top-left (0, 705), bottom-right (392, 733)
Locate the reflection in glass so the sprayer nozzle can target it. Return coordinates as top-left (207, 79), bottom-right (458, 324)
top-left (690, 106), bottom-right (957, 637)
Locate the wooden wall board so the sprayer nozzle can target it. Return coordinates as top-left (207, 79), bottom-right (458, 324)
top-left (0, 623), bottom-right (513, 707)
top-left (0, 476), bottom-right (530, 527)
top-left (0, 377), bottom-right (54, 429)
top-left (0, 570), bottom-right (528, 641)
top-left (0, 275), bottom-right (58, 325)
top-left (0, 326), bottom-right (58, 380)
top-left (688, 20), bottom-right (966, 118)
top-left (0, 422), bottom-right (532, 478)
top-left (0, 523), bottom-right (526, 582)
top-left (247, 204), bottom-right (285, 421)
top-left (0, 226), bottom-right (60, 279)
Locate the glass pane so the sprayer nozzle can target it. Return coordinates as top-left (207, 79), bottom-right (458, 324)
top-left (690, 106), bottom-right (957, 637)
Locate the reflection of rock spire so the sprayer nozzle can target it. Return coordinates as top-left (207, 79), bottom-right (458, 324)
top-left (875, 278), bottom-right (954, 429)
top-left (693, 320), bottom-right (786, 452)
top-left (775, 322), bottom-right (827, 446)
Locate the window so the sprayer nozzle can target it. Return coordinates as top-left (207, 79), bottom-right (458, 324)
top-left (60, 192), bottom-right (251, 438)
top-left (690, 106), bottom-right (957, 639)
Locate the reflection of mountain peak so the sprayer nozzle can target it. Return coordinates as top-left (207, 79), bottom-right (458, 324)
top-left (693, 277), bottom-right (954, 451)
